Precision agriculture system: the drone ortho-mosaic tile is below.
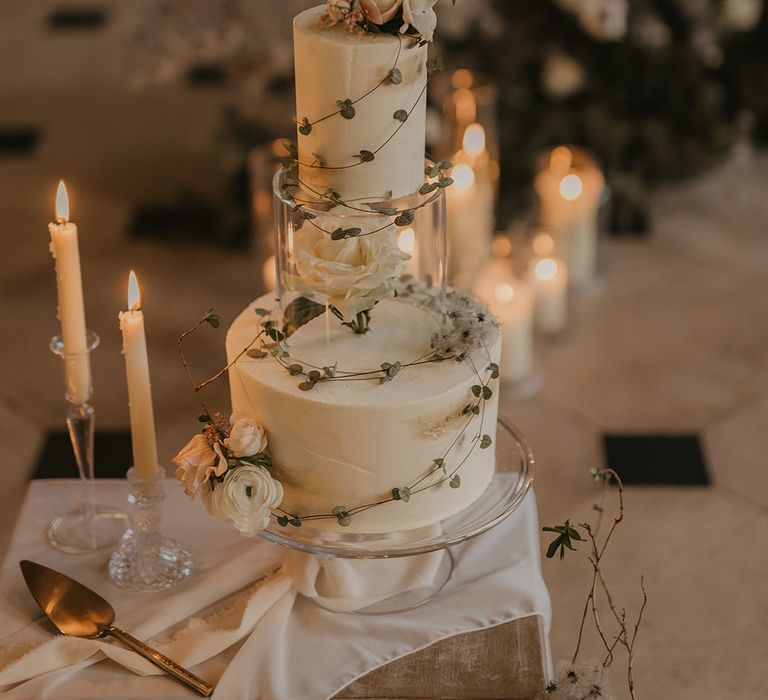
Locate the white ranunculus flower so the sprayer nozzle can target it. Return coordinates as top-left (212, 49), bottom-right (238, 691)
top-left (542, 51), bottom-right (586, 99)
top-left (401, 0), bottom-right (439, 41)
top-left (224, 415), bottom-right (268, 457)
top-left (287, 207), bottom-right (408, 322)
top-left (206, 465), bottom-right (284, 536)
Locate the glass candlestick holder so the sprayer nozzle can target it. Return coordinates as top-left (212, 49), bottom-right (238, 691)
top-left (47, 331), bottom-right (130, 553)
top-left (109, 467), bottom-right (193, 590)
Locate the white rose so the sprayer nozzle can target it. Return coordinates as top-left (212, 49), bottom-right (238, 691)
top-left (401, 0), bottom-right (439, 41)
top-left (542, 52), bottom-right (586, 99)
top-left (360, 0), bottom-right (403, 24)
top-left (287, 206), bottom-right (408, 322)
top-left (206, 465), bottom-right (284, 536)
top-left (224, 416), bottom-right (268, 457)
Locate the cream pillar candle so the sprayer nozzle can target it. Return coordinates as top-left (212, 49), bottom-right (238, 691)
top-left (262, 255), bottom-right (277, 292)
top-left (446, 158), bottom-right (494, 288)
top-left (48, 181), bottom-right (92, 404)
top-left (119, 271), bottom-right (159, 479)
top-left (474, 259), bottom-right (534, 384)
top-left (492, 281), bottom-right (534, 384)
top-left (530, 256), bottom-right (568, 335)
top-left (534, 146), bottom-right (604, 289)
top-left (398, 227), bottom-right (419, 277)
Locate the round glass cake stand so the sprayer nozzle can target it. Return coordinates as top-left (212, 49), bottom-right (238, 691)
top-left (260, 419), bottom-right (534, 614)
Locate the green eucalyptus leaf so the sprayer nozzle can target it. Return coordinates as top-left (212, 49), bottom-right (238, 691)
top-left (394, 210), bottom-right (415, 226)
top-left (298, 117), bottom-right (312, 135)
top-left (247, 348), bottom-right (268, 359)
top-left (449, 474), bottom-right (461, 488)
top-left (388, 68), bottom-right (402, 84)
top-left (480, 434), bottom-right (492, 449)
top-left (283, 296), bottom-right (327, 336)
top-left (277, 515), bottom-right (289, 527)
top-left (394, 109), bottom-right (408, 122)
top-left (482, 385), bottom-right (493, 400)
top-left (471, 384), bottom-right (482, 397)
top-left (358, 150), bottom-right (375, 162)
top-left (298, 380), bottom-right (316, 391)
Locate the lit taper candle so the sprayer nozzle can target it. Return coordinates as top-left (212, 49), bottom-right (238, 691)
top-left (119, 271), bottom-right (159, 479)
top-left (48, 181), bottom-right (92, 404)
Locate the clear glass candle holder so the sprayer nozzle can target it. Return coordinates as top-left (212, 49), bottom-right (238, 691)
top-left (47, 331), bottom-right (130, 553)
top-left (109, 467), bottom-right (193, 590)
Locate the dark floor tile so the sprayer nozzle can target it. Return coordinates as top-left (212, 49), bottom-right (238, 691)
top-left (47, 7), bottom-right (107, 31)
top-left (0, 127), bottom-right (41, 156)
top-left (186, 63), bottom-right (227, 87)
top-left (603, 433), bottom-right (710, 485)
top-left (34, 429), bottom-right (131, 479)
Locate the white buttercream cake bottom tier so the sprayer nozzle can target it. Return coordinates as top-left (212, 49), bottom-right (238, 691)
top-left (226, 295), bottom-right (501, 533)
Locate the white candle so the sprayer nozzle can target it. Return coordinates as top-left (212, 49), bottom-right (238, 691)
top-left (48, 181), bottom-right (91, 404)
top-left (446, 157), bottom-right (494, 287)
top-left (492, 282), bottom-right (534, 384)
top-left (474, 259), bottom-right (534, 384)
top-left (119, 271), bottom-right (159, 479)
top-left (530, 256), bottom-right (568, 335)
top-left (262, 255), bottom-right (276, 292)
top-left (534, 146), bottom-right (604, 289)
top-left (398, 227), bottom-right (419, 276)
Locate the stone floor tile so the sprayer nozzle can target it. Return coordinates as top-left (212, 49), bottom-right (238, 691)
top-left (537, 238), bottom-right (768, 432)
top-left (542, 487), bottom-right (768, 700)
top-left (704, 394), bottom-right (768, 511)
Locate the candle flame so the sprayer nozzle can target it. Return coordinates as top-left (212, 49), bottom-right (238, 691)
top-left (535, 258), bottom-right (558, 281)
top-left (462, 123), bottom-right (486, 157)
top-left (453, 163), bottom-right (475, 192)
top-left (451, 68), bottom-right (474, 90)
top-left (55, 180), bottom-right (69, 223)
top-left (453, 88), bottom-right (477, 124)
top-left (549, 146), bottom-right (573, 175)
top-left (495, 283), bottom-right (515, 304)
top-left (398, 228), bottom-right (416, 254)
top-left (559, 174), bottom-right (583, 201)
top-left (128, 270), bottom-right (141, 311)
top-left (532, 232), bottom-right (555, 257)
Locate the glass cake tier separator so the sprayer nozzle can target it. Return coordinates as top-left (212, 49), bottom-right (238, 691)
top-left (258, 420), bottom-right (534, 615)
top-left (269, 161), bottom-right (448, 369)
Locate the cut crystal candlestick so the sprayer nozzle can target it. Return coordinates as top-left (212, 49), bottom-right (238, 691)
top-left (47, 331), bottom-right (129, 553)
top-left (109, 467), bottom-right (193, 590)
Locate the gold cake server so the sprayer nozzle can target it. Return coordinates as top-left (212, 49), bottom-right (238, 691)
top-left (19, 560), bottom-right (214, 696)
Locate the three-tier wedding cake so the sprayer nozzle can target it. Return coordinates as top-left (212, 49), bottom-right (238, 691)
top-left (174, 1), bottom-right (502, 536)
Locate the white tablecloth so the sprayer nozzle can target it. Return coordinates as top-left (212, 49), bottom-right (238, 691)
top-left (0, 479), bottom-right (550, 699)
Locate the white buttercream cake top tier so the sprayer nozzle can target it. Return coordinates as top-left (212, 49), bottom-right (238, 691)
top-left (293, 5), bottom-right (428, 201)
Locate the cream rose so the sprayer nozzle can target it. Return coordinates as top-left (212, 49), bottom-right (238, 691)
top-left (401, 0), bottom-right (438, 41)
top-left (173, 434), bottom-right (227, 499)
top-left (360, 0), bottom-right (403, 24)
top-left (205, 465), bottom-right (284, 536)
top-left (225, 416), bottom-right (268, 457)
top-left (287, 207), bottom-right (408, 322)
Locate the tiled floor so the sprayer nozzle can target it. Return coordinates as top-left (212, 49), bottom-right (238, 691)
top-left (2, 3), bottom-right (768, 698)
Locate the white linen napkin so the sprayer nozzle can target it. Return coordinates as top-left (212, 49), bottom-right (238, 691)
top-left (0, 480), bottom-right (550, 700)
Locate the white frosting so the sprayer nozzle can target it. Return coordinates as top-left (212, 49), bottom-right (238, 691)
top-left (226, 296), bottom-right (501, 533)
top-left (293, 6), bottom-right (427, 200)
